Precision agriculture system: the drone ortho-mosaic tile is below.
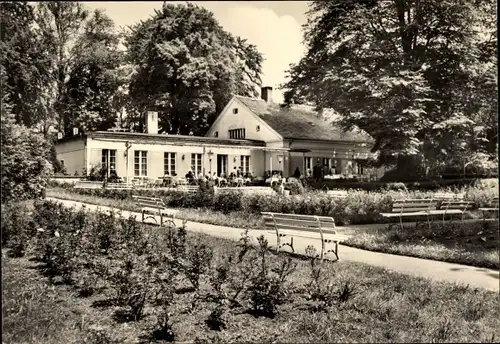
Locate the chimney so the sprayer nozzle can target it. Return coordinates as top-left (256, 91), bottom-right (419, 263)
top-left (261, 86), bottom-right (273, 103)
top-left (145, 111), bottom-right (159, 134)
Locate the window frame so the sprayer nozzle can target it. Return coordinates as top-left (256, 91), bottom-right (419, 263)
top-left (191, 153), bottom-right (202, 175)
top-left (240, 155), bottom-right (250, 174)
top-left (102, 149), bottom-right (117, 176)
top-left (164, 152), bottom-right (176, 176)
top-left (134, 150), bottom-right (148, 176)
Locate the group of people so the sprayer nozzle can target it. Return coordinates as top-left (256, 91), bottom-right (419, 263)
top-left (182, 167), bottom-right (254, 186)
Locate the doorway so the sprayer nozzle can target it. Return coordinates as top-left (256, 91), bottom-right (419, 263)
top-left (217, 154), bottom-right (228, 176)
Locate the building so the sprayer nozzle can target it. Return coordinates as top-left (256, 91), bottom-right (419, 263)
top-left (55, 87), bottom-right (379, 181)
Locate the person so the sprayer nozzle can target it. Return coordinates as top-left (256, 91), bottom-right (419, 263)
top-left (313, 161), bottom-right (321, 182)
top-left (293, 167), bottom-right (301, 179)
top-left (185, 170), bottom-right (194, 184)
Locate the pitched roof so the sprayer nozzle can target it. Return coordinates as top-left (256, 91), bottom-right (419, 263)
top-left (234, 96), bottom-right (373, 143)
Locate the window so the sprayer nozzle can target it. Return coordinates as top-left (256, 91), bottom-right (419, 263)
top-left (191, 153), bottom-right (202, 175)
top-left (322, 158), bottom-right (331, 168)
top-left (134, 151), bottom-right (147, 176)
top-left (232, 108), bottom-right (238, 114)
top-left (228, 128), bottom-right (246, 139)
top-left (240, 155), bottom-right (250, 174)
top-left (256, 125), bottom-right (260, 132)
top-left (102, 149), bottom-right (117, 176)
top-left (304, 157), bottom-right (312, 171)
top-left (164, 152), bottom-right (176, 176)
top-left (357, 164), bottom-right (364, 175)
top-left (214, 131), bottom-right (218, 137)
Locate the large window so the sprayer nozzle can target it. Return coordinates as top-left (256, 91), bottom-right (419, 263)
top-left (102, 149), bottom-right (116, 176)
top-left (228, 128), bottom-right (246, 139)
top-left (240, 155), bottom-right (250, 174)
top-left (164, 152), bottom-right (176, 176)
top-left (191, 153), bottom-right (202, 175)
top-left (134, 151), bottom-right (147, 176)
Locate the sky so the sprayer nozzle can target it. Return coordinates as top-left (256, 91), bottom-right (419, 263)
top-left (81, 1), bottom-right (310, 103)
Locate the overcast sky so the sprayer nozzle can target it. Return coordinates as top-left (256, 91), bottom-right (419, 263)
top-left (81, 1), bottom-right (310, 103)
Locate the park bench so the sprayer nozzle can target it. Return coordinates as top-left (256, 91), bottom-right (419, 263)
top-left (178, 185), bottom-right (199, 193)
top-left (380, 199), bottom-right (437, 229)
top-left (326, 190), bottom-right (348, 199)
top-left (433, 192), bottom-right (465, 201)
top-left (132, 195), bottom-right (178, 227)
top-left (262, 212), bottom-right (350, 261)
top-left (381, 198), bottom-right (473, 229)
top-left (478, 197), bottom-right (499, 220)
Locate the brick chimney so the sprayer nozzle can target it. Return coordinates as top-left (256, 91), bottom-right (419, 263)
top-left (145, 111), bottom-right (159, 134)
top-left (261, 86), bottom-right (273, 103)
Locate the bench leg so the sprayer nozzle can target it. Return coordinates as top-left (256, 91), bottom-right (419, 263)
top-left (280, 234), bottom-right (295, 252)
top-left (324, 240), bottom-right (339, 261)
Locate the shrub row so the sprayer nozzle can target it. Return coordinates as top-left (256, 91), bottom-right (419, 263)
top-left (50, 180), bottom-right (497, 225)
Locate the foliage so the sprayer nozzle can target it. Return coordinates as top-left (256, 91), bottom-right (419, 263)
top-left (125, 2), bottom-right (263, 135)
top-left (0, 1), bottom-right (53, 134)
top-left (35, 1), bottom-right (89, 133)
top-left (1, 106), bottom-right (52, 203)
top-left (61, 8), bottom-right (124, 135)
top-left (283, 0), bottom-right (497, 177)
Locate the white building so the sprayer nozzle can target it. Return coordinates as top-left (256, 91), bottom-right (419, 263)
top-left (55, 87), bottom-right (379, 181)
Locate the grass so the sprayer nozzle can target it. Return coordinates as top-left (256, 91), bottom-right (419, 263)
top-left (3, 219), bottom-right (500, 343)
top-left (46, 187), bottom-right (499, 269)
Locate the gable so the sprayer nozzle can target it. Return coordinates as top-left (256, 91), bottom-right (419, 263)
top-left (205, 97), bottom-right (282, 142)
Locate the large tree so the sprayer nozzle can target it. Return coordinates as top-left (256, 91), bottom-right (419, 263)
top-left (0, 1), bottom-right (53, 133)
top-left (283, 0), bottom-right (497, 178)
top-left (125, 3), bottom-right (263, 135)
top-left (61, 9), bottom-right (124, 135)
top-left (35, 1), bottom-right (89, 133)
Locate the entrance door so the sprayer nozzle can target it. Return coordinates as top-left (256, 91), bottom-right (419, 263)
top-left (217, 154), bottom-right (228, 177)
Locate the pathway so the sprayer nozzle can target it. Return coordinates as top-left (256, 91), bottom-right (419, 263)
top-left (46, 197), bottom-right (499, 292)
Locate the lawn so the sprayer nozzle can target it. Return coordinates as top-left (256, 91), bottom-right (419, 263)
top-left (46, 187), bottom-right (500, 269)
top-left (2, 201), bottom-right (500, 343)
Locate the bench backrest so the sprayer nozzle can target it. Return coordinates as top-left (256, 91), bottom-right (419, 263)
top-left (132, 195), bottom-right (166, 209)
top-left (326, 190), bottom-right (348, 199)
top-left (439, 200), bottom-right (474, 211)
top-left (179, 185), bottom-right (199, 192)
top-left (391, 199), bottom-right (437, 213)
top-left (433, 192), bottom-right (465, 200)
top-left (488, 197), bottom-right (499, 208)
top-left (262, 212), bottom-right (336, 235)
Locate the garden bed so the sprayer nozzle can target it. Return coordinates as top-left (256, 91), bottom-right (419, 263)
top-left (46, 186), bottom-right (499, 269)
top-left (2, 200), bottom-right (499, 343)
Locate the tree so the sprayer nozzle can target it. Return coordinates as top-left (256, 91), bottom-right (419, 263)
top-left (35, 1), bottom-right (89, 133)
top-left (61, 9), bottom-right (124, 135)
top-left (1, 101), bottom-right (52, 203)
top-left (283, 0), bottom-right (497, 178)
top-left (0, 2), bottom-right (53, 133)
top-left (125, 3), bottom-right (263, 135)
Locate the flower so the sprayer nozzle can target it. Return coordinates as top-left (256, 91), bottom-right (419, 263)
top-left (54, 231), bottom-right (60, 237)
top-left (36, 228), bottom-right (45, 233)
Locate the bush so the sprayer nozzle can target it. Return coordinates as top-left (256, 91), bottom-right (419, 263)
top-left (1, 106), bottom-right (52, 203)
top-left (1, 202), bottom-right (35, 257)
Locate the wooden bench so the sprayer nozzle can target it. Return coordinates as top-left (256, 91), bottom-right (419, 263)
top-left (381, 198), bottom-right (473, 229)
top-left (326, 190), bottom-right (348, 199)
top-left (479, 197), bottom-right (499, 220)
top-left (178, 185), bottom-right (199, 193)
top-left (132, 195), bottom-right (178, 227)
top-left (433, 192), bottom-right (465, 201)
top-left (380, 199), bottom-right (437, 229)
top-left (431, 199), bottom-right (474, 224)
top-left (262, 212), bottom-right (349, 261)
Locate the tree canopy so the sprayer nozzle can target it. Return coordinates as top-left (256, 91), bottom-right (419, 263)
top-left (282, 0), bottom-right (497, 177)
top-left (125, 2), bottom-right (263, 135)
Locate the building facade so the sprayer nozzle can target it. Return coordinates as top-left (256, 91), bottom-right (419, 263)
top-left (56, 87), bottom-right (381, 181)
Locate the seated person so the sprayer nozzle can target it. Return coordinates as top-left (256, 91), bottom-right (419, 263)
top-left (185, 170), bottom-right (194, 184)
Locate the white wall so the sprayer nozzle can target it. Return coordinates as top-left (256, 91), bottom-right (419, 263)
top-left (205, 98), bottom-right (282, 142)
top-left (55, 138), bottom-right (86, 176)
top-left (86, 137), bottom-right (268, 180)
